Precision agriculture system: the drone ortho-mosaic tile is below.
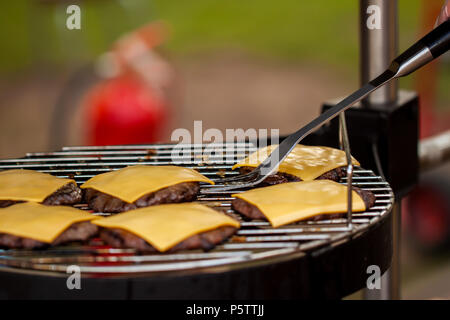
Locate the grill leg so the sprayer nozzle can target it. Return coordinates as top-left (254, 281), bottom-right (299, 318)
top-left (390, 202), bottom-right (401, 299)
top-left (364, 202), bottom-right (401, 300)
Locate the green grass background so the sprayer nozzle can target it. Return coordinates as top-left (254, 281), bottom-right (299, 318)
top-left (0, 0), bottom-right (447, 104)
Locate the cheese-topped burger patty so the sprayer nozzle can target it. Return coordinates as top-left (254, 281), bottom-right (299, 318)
top-left (233, 145), bottom-right (359, 186)
top-left (0, 202), bottom-right (99, 249)
top-left (81, 165), bottom-right (213, 213)
top-left (84, 182), bottom-right (200, 213)
top-left (0, 221), bottom-right (98, 249)
top-left (0, 169), bottom-right (82, 208)
top-left (99, 226), bottom-right (237, 253)
top-left (93, 203), bottom-right (240, 252)
top-left (232, 180), bottom-right (375, 227)
top-left (237, 166), bottom-right (346, 186)
top-left (233, 186), bottom-right (375, 222)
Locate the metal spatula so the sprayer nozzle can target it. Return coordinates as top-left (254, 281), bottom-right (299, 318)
top-left (209, 20), bottom-right (450, 192)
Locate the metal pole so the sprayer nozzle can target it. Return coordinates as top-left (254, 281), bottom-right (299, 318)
top-left (363, 202), bottom-right (401, 300)
top-left (360, 0), bottom-right (400, 300)
top-left (360, 0), bottom-right (398, 107)
top-left (390, 202), bottom-right (402, 299)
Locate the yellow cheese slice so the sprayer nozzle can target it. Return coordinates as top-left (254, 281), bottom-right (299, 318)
top-left (80, 165), bottom-right (214, 203)
top-left (232, 145), bottom-right (360, 181)
top-left (0, 202), bottom-right (99, 243)
top-left (232, 180), bottom-right (366, 227)
top-left (93, 203), bottom-right (240, 252)
top-left (0, 169), bottom-right (77, 202)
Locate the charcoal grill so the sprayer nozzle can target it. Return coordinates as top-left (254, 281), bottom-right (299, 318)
top-left (0, 141), bottom-right (394, 299)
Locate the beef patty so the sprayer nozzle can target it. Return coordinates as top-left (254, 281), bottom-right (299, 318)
top-left (238, 166), bottom-right (346, 186)
top-left (232, 187), bottom-right (376, 222)
top-left (0, 221), bottom-right (98, 249)
top-left (0, 183), bottom-right (82, 208)
top-left (99, 225), bottom-right (237, 252)
top-left (84, 182), bottom-right (200, 213)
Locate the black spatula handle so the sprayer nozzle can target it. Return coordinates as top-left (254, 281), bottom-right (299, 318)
top-left (392, 19), bottom-right (449, 78)
top-left (421, 19), bottom-right (449, 59)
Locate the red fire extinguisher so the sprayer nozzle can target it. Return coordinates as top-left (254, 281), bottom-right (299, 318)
top-left (83, 21), bottom-right (174, 146)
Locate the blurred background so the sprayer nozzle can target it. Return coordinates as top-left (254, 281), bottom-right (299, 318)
top-left (0, 0), bottom-right (448, 299)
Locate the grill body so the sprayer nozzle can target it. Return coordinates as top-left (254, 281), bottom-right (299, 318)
top-left (0, 143), bottom-right (394, 299)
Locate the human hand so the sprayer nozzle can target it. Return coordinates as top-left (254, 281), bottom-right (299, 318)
top-left (436, 0), bottom-right (449, 26)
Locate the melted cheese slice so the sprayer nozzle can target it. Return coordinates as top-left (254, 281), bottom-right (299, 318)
top-left (233, 180), bottom-right (366, 227)
top-left (80, 165), bottom-right (214, 203)
top-left (0, 202), bottom-right (99, 243)
top-left (232, 145), bottom-right (360, 181)
top-left (0, 169), bottom-right (76, 202)
top-left (93, 203), bottom-right (240, 252)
